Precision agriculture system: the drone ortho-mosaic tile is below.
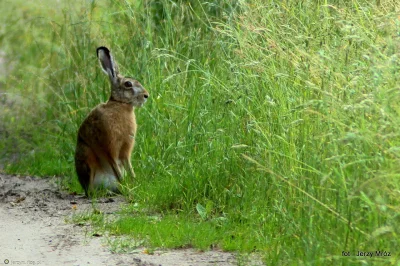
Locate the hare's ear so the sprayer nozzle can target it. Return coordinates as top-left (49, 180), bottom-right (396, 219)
top-left (97, 46), bottom-right (119, 85)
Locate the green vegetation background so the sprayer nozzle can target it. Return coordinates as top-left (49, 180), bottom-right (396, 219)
top-left (0, 0), bottom-right (399, 264)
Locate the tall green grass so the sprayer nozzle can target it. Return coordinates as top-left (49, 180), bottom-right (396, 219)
top-left (1, 0), bottom-right (399, 264)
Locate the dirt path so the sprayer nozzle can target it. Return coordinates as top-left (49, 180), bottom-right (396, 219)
top-left (0, 174), bottom-right (237, 266)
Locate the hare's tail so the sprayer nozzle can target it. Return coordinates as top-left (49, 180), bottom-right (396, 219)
top-left (75, 139), bottom-right (93, 197)
top-left (75, 160), bottom-right (90, 197)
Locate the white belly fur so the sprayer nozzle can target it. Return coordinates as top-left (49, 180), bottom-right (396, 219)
top-left (93, 159), bottom-right (124, 191)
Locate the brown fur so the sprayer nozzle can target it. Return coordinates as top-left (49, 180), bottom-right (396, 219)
top-left (74, 47), bottom-right (148, 196)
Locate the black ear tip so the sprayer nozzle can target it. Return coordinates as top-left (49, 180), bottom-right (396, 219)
top-left (96, 46), bottom-right (110, 58)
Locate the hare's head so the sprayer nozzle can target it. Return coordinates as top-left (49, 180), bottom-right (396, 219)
top-left (96, 46), bottom-right (149, 107)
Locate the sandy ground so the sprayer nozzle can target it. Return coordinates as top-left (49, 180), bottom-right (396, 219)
top-left (0, 174), bottom-right (238, 266)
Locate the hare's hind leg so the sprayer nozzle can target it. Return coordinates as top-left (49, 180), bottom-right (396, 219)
top-left (75, 140), bottom-right (98, 197)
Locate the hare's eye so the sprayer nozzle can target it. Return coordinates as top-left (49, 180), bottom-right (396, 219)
top-left (124, 81), bottom-right (133, 87)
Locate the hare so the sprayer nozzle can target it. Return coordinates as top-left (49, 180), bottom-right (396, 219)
top-left (74, 46), bottom-right (149, 196)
